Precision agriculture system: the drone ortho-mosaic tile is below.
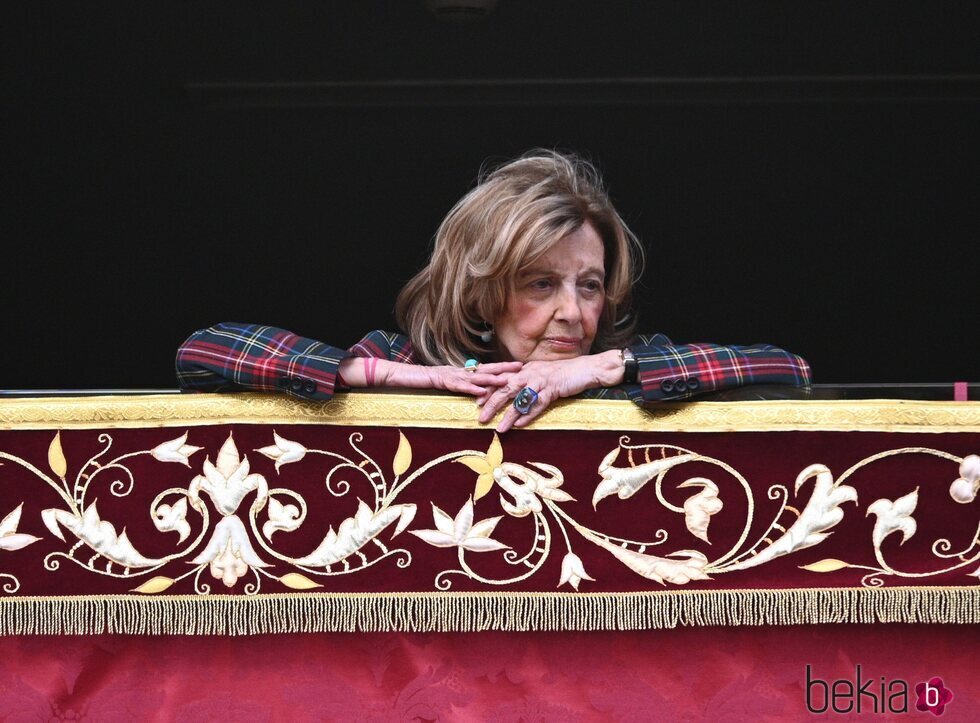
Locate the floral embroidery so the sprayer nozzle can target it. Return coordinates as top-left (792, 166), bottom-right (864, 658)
top-left (0, 428), bottom-right (977, 595)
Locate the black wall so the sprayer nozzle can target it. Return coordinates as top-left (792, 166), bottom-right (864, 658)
top-left (5, 1), bottom-right (979, 389)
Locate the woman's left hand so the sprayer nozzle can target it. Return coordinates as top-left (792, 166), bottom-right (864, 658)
top-left (477, 350), bottom-right (625, 433)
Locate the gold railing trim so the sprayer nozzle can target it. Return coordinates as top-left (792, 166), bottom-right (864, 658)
top-left (1, 392), bottom-right (979, 432)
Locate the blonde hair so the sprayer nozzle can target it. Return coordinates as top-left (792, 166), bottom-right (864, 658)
top-left (395, 150), bottom-right (645, 365)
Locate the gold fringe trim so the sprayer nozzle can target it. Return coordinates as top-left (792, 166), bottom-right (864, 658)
top-left (1, 588), bottom-right (977, 635)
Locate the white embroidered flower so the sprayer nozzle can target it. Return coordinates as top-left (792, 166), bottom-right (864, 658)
top-left (256, 432), bottom-right (307, 472)
top-left (262, 496), bottom-right (302, 539)
top-left (210, 538), bottom-right (248, 588)
top-left (0, 503), bottom-right (40, 552)
top-left (153, 498), bottom-right (191, 543)
top-left (189, 434), bottom-right (268, 517)
top-left (150, 433), bottom-right (202, 467)
top-left (867, 488), bottom-right (918, 548)
top-left (190, 515), bottom-right (268, 588)
top-left (494, 462), bottom-right (574, 518)
top-left (950, 454), bottom-right (980, 504)
top-left (558, 552), bottom-right (595, 591)
top-left (410, 499), bottom-right (510, 552)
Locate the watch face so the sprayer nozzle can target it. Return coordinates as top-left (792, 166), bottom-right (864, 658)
top-left (622, 348), bottom-right (638, 383)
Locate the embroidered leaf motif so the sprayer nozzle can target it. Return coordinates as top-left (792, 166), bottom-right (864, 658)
top-left (456, 456), bottom-right (489, 475)
top-left (392, 504), bottom-right (417, 538)
top-left (48, 432), bottom-right (67, 478)
top-left (457, 456), bottom-right (495, 500)
top-left (132, 576), bottom-right (175, 594)
top-left (42, 502), bottom-right (164, 568)
top-left (293, 502), bottom-right (413, 567)
top-left (733, 464), bottom-right (858, 572)
top-left (279, 572), bottom-right (323, 590)
top-left (0, 504), bottom-right (41, 551)
top-left (678, 477), bottom-right (724, 543)
top-left (392, 431), bottom-right (412, 476)
top-left (41, 508), bottom-right (65, 542)
top-left (456, 434), bottom-right (504, 501)
top-left (486, 434), bottom-right (503, 469)
top-left (0, 504), bottom-right (25, 537)
top-left (584, 529), bottom-right (710, 584)
top-left (262, 496), bottom-right (301, 539)
top-left (867, 488), bottom-right (919, 548)
top-left (593, 451), bottom-right (696, 508)
top-left (799, 558), bottom-right (851, 573)
top-left (473, 473), bottom-right (495, 501)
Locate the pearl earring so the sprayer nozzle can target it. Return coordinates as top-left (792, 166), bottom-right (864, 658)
top-left (480, 324), bottom-right (494, 343)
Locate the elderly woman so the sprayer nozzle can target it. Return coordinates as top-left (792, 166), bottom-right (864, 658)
top-left (177, 151), bottom-right (810, 432)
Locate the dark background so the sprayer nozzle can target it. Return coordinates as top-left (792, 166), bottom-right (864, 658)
top-left (5, 1), bottom-right (978, 389)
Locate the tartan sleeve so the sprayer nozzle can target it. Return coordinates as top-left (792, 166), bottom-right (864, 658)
top-left (628, 333), bottom-right (812, 402)
top-left (175, 322), bottom-right (352, 400)
top-left (347, 330), bottom-right (417, 363)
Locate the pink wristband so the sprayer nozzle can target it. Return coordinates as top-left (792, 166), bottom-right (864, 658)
top-left (954, 381), bottom-right (968, 402)
top-left (365, 357), bottom-right (378, 387)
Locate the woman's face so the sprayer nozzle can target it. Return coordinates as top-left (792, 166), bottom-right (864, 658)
top-left (493, 221), bottom-right (606, 362)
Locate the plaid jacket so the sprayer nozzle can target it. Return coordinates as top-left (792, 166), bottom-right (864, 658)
top-left (176, 322), bottom-right (811, 403)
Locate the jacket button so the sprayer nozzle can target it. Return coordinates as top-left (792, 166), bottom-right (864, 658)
top-left (687, 377), bottom-right (700, 391)
top-left (660, 379), bottom-right (675, 393)
top-left (303, 379), bottom-right (317, 395)
top-left (674, 379), bottom-right (688, 393)
top-left (290, 378), bottom-right (304, 393)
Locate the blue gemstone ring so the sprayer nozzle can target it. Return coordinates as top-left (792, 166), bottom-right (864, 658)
top-left (513, 387), bottom-right (539, 415)
top-left (464, 358), bottom-right (479, 373)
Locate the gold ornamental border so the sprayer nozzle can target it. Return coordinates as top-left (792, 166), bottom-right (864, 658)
top-left (1, 393), bottom-right (979, 433)
top-left (0, 587), bottom-right (977, 635)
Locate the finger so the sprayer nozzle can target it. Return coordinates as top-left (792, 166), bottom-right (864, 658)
top-left (474, 361), bottom-right (523, 373)
top-left (470, 373), bottom-right (516, 387)
top-left (453, 379), bottom-right (499, 396)
top-left (479, 381), bottom-right (522, 423)
top-left (495, 405), bottom-right (522, 433)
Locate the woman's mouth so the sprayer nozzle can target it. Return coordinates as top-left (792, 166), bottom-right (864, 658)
top-left (545, 337), bottom-right (581, 349)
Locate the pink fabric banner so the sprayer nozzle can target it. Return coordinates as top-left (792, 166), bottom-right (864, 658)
top-left (0, 626), bottom-right (977, 720)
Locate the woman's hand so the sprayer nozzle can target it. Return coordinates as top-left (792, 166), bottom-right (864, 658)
top-left (415, 362), bottom-right (524, 397)
top-left (339, 357), bottom-right (522, 397)
top-left (477, 350), bottom-right (624, 432)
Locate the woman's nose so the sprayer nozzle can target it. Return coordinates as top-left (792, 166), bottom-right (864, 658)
top-left (554, 286), bottom-right (582, 323)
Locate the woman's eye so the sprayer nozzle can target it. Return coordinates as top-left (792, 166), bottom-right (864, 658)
top-left (530, 279), bottom-right (552, 290)
top-left (582, 280), bottom-right (604, 293)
